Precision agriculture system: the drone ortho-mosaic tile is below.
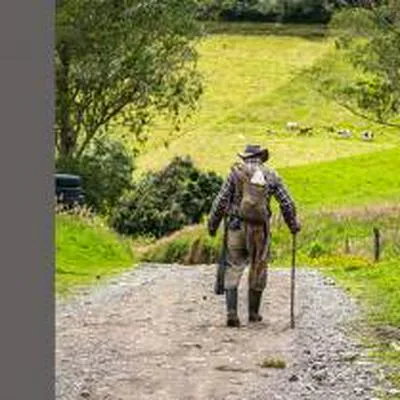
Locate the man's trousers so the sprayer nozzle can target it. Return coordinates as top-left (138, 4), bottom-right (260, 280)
top-left (224, 223), bottom-right (270, 292)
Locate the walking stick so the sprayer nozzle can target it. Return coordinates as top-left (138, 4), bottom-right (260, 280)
top-left (290, 233), bottom-right (297, 329)
top-left (214, 216), bottom-right (228, 295)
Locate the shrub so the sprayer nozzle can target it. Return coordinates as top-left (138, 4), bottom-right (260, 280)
top-left (56, 137), bottom-right (134, 215)
top-left (308, 240), bottom-right (328, 258)
top-left (111, 156), bottom-right (223, 238)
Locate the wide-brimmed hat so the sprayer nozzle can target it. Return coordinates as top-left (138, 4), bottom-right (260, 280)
top-left (238, 144), bottom-right (269, 162)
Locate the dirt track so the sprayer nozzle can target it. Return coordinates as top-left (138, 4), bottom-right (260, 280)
top-left (56, 264), bottom-right (392, 400)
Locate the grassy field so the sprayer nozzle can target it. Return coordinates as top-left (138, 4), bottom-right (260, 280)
top-left (280, 146), bottom-right (400, 213)
top-left (130, 23), bottom-right (400, 176)
top-left (56, 213), bottom-right (135, 295)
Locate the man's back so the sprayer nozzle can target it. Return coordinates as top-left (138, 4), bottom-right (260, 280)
top-left (208, 159), bottom-right (298, 234)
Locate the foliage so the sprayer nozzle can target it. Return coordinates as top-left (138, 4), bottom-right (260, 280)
top-left (197, 0), bottom-right (336, 22)
top-left (312, 1), bottom-right (400, 128)
top-left (55, 0), bottom-right (203, 159)
top-left (110, 156), bottom-right (223, 238)
top-left (56, 211), bottom-right (135, 295)
top-left (56, 137), bottom-right (134, 215)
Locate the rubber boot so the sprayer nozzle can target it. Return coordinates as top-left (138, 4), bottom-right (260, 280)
top-left (225, 288), bottom-right (240, 327)
top-left (248, 289), bottom-right (263, 322)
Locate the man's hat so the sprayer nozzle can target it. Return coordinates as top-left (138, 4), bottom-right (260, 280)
top-left (238, 144), bottom-right (269, 162)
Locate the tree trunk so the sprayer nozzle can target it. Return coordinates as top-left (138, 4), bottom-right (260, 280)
top-left (57, 42), bottom-right (77, 159)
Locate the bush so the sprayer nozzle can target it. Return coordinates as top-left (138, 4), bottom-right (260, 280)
top-left (111, 156), bottom-right (223, 238)
top-left (308, 240), bottom-right (328, 258)
top-left (56, 137), bottom-right (134, 215)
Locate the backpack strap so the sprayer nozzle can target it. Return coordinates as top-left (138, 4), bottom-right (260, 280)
top-left (231, 162), bottom-right (249, 194)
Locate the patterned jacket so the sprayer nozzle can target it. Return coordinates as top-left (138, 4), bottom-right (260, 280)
top-left (208, 158), bottom-right (299, 234)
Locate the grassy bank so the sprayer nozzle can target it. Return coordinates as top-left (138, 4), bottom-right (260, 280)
top-left (141, 204), bottom-right (400, 266)
top-left (56, 213), bottom-right (135, 295)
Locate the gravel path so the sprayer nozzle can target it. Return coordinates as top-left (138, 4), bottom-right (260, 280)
top-left (56, 264), bottom-right (392, 400)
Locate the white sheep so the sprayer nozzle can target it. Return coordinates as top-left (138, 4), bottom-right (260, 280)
top-left (286, 122), bottom-right (299, 131)
top-left (361, 131), bottom-right (374, 141)
top-left (337, 129), bottom-right (352, 139)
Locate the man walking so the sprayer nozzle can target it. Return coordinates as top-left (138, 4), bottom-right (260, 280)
top-left (208, 145), bottom-right (300, 327)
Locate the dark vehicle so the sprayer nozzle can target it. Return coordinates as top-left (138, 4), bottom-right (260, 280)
top-left (55, 173), bottom-right (85, 207)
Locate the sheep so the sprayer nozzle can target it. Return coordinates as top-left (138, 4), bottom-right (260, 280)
top-left (337, 129), bottom-right (352, 139)
top-left (361, 131), bottom-right (374, 141)
top-left (286, 121), bottom-right (299, 131)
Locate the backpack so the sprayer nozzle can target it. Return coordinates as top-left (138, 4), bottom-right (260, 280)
top-left (236, 163), bottom-right (268, 225)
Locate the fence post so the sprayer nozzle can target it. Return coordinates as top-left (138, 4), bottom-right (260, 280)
top-left (373, 227), bottom-right (380, 262)
top-left (344, 236), bottom-right (350, 254)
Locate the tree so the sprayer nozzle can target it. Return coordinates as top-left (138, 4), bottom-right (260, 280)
top-left (56, 0), bottom-right (203, 160)
top-left (199, 0), bottom-right (336, 22)
top-left (314, 0), bottom-right (400, 128)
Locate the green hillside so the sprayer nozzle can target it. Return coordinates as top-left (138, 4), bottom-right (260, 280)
top-left (280, 147), bottom-right (400, 212)
top-left (128, 23), bottom-right (399, 175)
